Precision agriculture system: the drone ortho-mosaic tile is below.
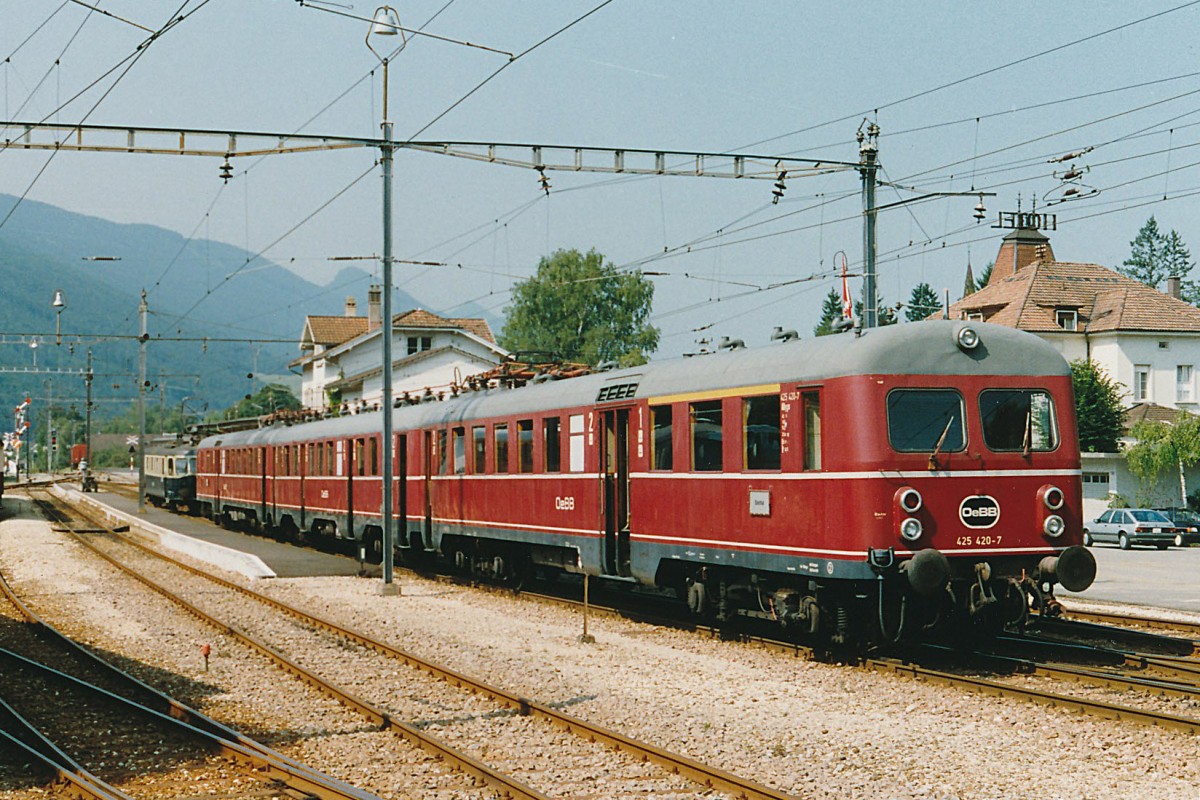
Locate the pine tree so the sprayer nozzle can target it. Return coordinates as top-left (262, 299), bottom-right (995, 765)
top-left (906, 282), bottom-right (943, 322)
top-left (975, 261), bottom-right (994, 292)
top-left (1121, 216), bottom-right (1168, 288)
top-left (813, 289), bottom-right (846, 336)
top-left (1070, 359), bottom-right (1125, 453)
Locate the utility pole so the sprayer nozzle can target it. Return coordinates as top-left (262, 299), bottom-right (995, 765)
top-left (858, 122), bottom-right (880, 329)
top-left (138, 289), bottom-right (147, 513)
top-left (46, 379), bottom-right (53, 474)
top-left (380, 93), bottom-right (398, 595)
top-left (85, 348), bottom-right (93, 487)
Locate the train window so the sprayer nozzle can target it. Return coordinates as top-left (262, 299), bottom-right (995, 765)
top-left (568, 414), bottom-right (585, 472)
top-left (452, 428), bottom-right (466, 474)
top-left (473, 426), bottom-right (486, 473)
top-left (368, 437), bottom-right (378, 475)
top-left (355, 438), bottom-right (365, 476)
top-left (979, 389), bottom-right (1058, 452)
top-left (690, 400), bottom-right (723, 472)
top-left (744, 395), bottom-right (781, 470)
top-left (650, 405), bottom-right (673, 470)
top-left (438, 430), bottom-right (449, 475)
top-left (887, 389), bottom-right (965, 453)
top-left (316, 443), bottom-right (325, 475)
top-left (543, 417), bottom-right (562, 472)
top-left (305, 444), bottom-right (313, 475)
top-left (517, 419), bottom-right (534, 473)
top-left (803, 392), bottom-right (821, 470)
top-left (494, 424), bottom-right (510, 473)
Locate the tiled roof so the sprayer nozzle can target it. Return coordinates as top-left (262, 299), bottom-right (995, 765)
top-left (304, 316), bottom-right (370, 347)
top-left (945, 260), bottom-right (1200, 333)
top-left (393, 309), bottom-right (496, 343)
top-left (1124, 402), bottom-right (1195, 434)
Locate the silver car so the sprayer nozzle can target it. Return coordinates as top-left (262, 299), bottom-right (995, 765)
top-left (1084, 508), bottom-right (1179, 550)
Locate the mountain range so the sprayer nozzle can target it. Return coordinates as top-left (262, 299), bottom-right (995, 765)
top-left (0, 195), bottom-right (498, 417)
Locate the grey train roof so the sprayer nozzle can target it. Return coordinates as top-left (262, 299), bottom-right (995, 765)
top-left (200, 321), bottom-right (1068, 449)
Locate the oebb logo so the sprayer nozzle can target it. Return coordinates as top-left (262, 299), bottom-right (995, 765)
top-left (959, 495), bottom-right (1000, 529)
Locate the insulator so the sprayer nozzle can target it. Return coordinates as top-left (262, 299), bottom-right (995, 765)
top-left (973, 195), bottom-right (986, 221)
top-left (219, 159), bottom-right (233, 183)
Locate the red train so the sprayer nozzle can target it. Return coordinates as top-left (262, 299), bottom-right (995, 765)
top-left (195, 320), bottom-right (1096, 644)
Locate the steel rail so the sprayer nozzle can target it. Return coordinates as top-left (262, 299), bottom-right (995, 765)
top-left (34, 493), bottom-right (556, 800)
top-left (49, 488), bottom-right (802, 800)
top-left (1057, 607), bottom-right (1200, 645)
top-left (863, 657), bottom-right (1200, 734)
top-left (0, 645), bottom-right (376, 800)
top-left (0, 550), bottom-right (381, 800)
top-left (0, 698), bottom-right (133, 800)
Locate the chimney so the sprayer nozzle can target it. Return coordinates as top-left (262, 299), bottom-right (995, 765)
top-left (344, 296), bottom-right (358, 317)
top-left (368, 284), bottom-right (382, 329)
top-left (1167, 275), bottom-right (1182, 299)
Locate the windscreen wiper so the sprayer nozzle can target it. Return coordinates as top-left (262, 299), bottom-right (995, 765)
top-left (928, 416), bottom-right (955, 470)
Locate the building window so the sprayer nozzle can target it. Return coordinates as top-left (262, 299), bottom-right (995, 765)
top-left (406, 335), bottom-right (432, 355)
top-left (1178, 365), bottom-right (1194, 402)
top-left (1134, 365), bottom-right (1151, 402)
top-left (690, 400), bottom-right (723, 472)
top-left (543, 417), bottom-right (562, 472)
top-left (1082, 472), bottom-right (1110, 485)
top-left (1055, 309), bottom-right (1078, 331)
top-left (743, 395), bottom-right (781, 470)
top-left (964, 311), bottom-right (983, 322)
top-left (650, 405), bottom-right (673, 470)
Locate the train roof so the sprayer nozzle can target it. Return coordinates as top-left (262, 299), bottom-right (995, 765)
top-left (199, 321), bottom-right (1069, 448)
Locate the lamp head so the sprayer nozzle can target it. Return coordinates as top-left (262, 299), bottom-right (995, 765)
top-left (52, 289), bottom-right (66, 310)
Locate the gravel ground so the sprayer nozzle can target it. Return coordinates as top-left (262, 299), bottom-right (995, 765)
top-left (3, 494), bottom-right (1200, 800)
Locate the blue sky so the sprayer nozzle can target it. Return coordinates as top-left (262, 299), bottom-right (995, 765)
top-left (3, 1), bottom-right (1200, 356)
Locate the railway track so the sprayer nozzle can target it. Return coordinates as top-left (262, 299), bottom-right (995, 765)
top-left (52, 484), bottom-right (1200, 744)
top-left (0, 553), bottom-right (381, 800)
top-left (30, 487), bottom-right (802, 800)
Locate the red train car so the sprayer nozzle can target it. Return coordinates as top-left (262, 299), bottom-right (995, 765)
top-left (196, 321), bottom-right (1096, 644)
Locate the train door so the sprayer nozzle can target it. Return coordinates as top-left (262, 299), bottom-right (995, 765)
top-left (258, 447), bottom-right (268, 526)
top-left (422, 430), bottom-right (433, 548)
top-left (396, 433), bottom-right (409, 548)
top-left (601, 408), bottom-right (632, 577)
top-left (345, 438), bottom-right (354, 539)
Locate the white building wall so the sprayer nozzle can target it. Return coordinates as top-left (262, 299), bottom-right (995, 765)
top-left (1080, 451), bottom-right (1200, 521)
top-left (1084, 332), bottom-right (1200, 411)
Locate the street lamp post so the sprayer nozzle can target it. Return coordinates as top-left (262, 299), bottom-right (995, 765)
top-left (137, 289), bottom-right (148, 512)
top-left (53, 289), bottom-right (66, 345)
top-left (368, 5), bottom-right (402, 596)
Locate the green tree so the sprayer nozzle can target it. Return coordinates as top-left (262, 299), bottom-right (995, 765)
top-left (1125, 413), bottom-right (1200, 506)
top-left (814, 289), bottom-right (847, 337)
top-left (1119, 216), bottom-right (1195, 291)
top-left (975, 261), bottom-right (994, 292)
top-left (1070, 359), bottom-right (1125, 453)
top-left (905, 282), bottom-right (942, 322)
top-left (224, 383), bottom-right (300, 420)
top-left (500, 249), bottom-right (659, 366)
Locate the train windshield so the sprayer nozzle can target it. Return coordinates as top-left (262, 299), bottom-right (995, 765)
top-left (887, 389), bottom-right (965, 453)
top-left (979, 389), bottom-right (1058, 452)
top-left (175, 457), bottom-right (194, 476)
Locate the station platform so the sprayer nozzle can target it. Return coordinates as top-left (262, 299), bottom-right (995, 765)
top-left (56, 481), bottom-right (364, 580)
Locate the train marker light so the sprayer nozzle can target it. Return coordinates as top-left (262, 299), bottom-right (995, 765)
top-left (899, 517), bottom-right (923, 541)
top-left (955, 326), bottom-right (980, 351)
top-left (897, 487), bottom-right (922, 513)
top-left (1043, 515), bottom-right (1065, 538)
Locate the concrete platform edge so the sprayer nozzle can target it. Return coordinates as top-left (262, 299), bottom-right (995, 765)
top-left (51, 485), bottom-right (277, 580)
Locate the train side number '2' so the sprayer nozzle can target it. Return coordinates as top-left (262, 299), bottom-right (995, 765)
top-left (956, 535), bottom-right (1002, 546)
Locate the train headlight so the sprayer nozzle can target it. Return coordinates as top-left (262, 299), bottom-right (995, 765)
top-left (955, 325), bottom-right (980, 351)
top-left (1039, 484), bottom-right (1064, 511)
top-left (900, 517), bottom-right (923, 542)
top-left (897, 487), bottom-right (923, 514)
top-left (1043, 514), bottom-right (1065, 538)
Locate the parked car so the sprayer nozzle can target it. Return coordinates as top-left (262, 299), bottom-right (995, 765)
top-left (1153, 507), bottom-right (1200, 547)
top-left (1083, 508), bottom-right (1181, 550)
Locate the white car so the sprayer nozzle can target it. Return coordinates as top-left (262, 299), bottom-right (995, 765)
top-left (1084, 509), bottom-right (1179, 550)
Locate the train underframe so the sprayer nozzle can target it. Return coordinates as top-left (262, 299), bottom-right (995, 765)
top-left (197, 498), bottom-right (1095, 647)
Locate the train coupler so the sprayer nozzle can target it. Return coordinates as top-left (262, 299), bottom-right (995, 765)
top-left (967, 562), bottom-right (997, 616)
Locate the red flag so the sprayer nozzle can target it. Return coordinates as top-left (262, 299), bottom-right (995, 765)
top-left (840, 253), bottom-right (852, 319)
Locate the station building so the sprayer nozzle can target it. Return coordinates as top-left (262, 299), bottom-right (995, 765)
top-left (292, 285), bottom-right (506, 413)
